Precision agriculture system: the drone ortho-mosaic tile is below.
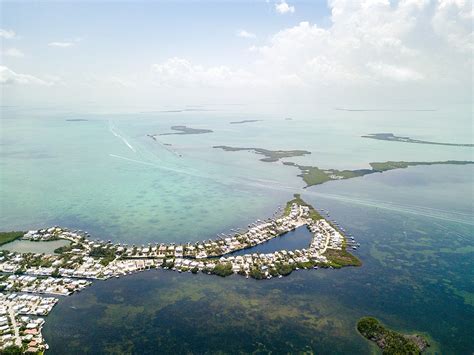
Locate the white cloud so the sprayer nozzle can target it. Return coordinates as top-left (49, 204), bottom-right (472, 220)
top-left (275, 1), bottom-right (295, 14)
top-left (248, 0), bottom-right (471, 91)
top-left (0, 66), bottom-right (53, 86)
top-left (0, 29), bottom-right (16, 39)
top-left (3, 0), bottom-right (472, 104)
top-left (236, 29), bottom-right (256, 39)
top-left (151, 57), bottom-right (261, 88)
top-left (48, 37), bottom-right (82, 48)
top-left (3, 48), bottom-right (25, 58)
top-left (367, 62), bottom-right (423, 82)
top-left (48, 42), bottom-right (74, 48)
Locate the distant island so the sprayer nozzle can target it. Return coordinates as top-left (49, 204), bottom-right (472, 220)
top-left (285, 160), bottom-right (474, 188)
top-left (357, 317), bottom-right (429, 354)
top-left (66, 119), bottom-right (89, 122)
top-left (230, 120), bottom-right (262, 124)
top-left (336, 108), bottom-right (437, 112)
top-left (159, 125), bottom-right (213, 135)
top-left (362, 133), bottom-right (473, 147)
top-left (213, 145), bottom-right (473, 187)
top-left (213, 146), bottom-right (311, 162)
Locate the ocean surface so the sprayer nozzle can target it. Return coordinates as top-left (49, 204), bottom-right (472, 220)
top-left (1, 104), bottom-right (473, 353)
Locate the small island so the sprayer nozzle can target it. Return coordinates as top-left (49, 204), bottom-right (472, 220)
top-left (213, 144), bottom-right (473, 187)
top-left (362, 133), bottom-right (473, 147)
top-left (357, 317), bottom-right (429, 354)
top-left (285, 160), bottom-right (474, 188)
top-left (213, 146), bottom-right (311, 162)
top-left (65, 118), bottom-right (89, 122)
top-left (159, 125), bottom-right (213, 135)
top-left (229, 119), bottom-right (262, 124)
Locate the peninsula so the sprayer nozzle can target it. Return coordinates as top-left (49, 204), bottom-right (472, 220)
top-left (213, 146), bottom-right (311, 162)
top-left (159, 125), bottom-right (213, 135)
top-left (213, 145), bottom-right (473, 187)
top-left (357, 317), bottom-right (429, 354)
top-left (0, 196), bottom-right (360, 352)
top-left (362, 133), bottom-right (473, 147)
top-left (285, 160), bottom-right (474, 188)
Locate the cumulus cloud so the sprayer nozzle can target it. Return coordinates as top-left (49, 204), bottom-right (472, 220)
top-left (145, 0), bottom-right (471, 101)
top-left (250, 0), bottom-right (472, 91)
top-left (0, 66), bottom-right (53, 86)
top-left (0, 29), bottom-right (16, 39)
top-left (151, 57), bottom-right (260, 88)
top-left (275, 1), bottom-right (295, 14)
top-left (5, 0), bottom-right (471, 104)
top-left (3, 48), bottom-right (25, 58)
top-left (236, 29), bottom-right (256, 39)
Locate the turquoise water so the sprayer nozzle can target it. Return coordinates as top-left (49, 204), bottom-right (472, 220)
top-left (42, 164), bottom-right (474, 354)
top-left (1, 104), bottom-right (473, 353)
top-left (1, 105), bottom-right (472, 243)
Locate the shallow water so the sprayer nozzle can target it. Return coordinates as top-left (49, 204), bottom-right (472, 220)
top-left (42, 164), bottom-right (474, 354)
top-left (1, 105), bottom-right (472, 244)
top-left (0, 239), bottom-right (70, 254)
top-left (2, 104), bottom-right (473, 353)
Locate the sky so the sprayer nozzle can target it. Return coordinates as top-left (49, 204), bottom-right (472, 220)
top-left (0, 0), bottom-right (472, 109)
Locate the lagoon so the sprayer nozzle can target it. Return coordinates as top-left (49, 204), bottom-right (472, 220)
top-left (0, 239), bottom-right (70, 254)
top-left (231, 225), bottom-right (315, 256)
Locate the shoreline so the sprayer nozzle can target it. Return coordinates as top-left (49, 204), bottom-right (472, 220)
top-left (0, 195), bottom-right (360, 352)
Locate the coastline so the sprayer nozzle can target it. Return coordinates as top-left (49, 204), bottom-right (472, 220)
top-left (0, 196), bottom-right (360, 352)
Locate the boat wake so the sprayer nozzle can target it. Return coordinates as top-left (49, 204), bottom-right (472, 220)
top-left (306, 191), bottom-right (474, 226)
top-left (109, 120), bottom-right (136, 153)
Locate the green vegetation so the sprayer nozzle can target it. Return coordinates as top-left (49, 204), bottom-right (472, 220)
top-left (324, 248), bottom-right (362, 268)
top-left (24, 254), bottom-right (54, 268)
top-left (285, 161), bottom-right (474, 188)
top-left (53, 242), bottom-right (80, 254)
top-left (90, 247), bottom-right (116, 266)
top-left (357, 317), bottom-right (429, 354)
top-left (249, 267), bottom-right (265, 280)
top-left (1, 345), bottom-right (23, 354)
top-left (212, 262), bottom-right (233, 277)
top-left (362, 133), bottom-right (474, 147)
top-left (159, 125), bottom-right (213, 135)
top-left (275, 262), bottom-right (295, 276)
top-left (51, 267), bottom-right (61, 278)
top-left (284, 194), bottom-right (323, 221)
top-left (0, 231), bottom-right (24, 246)
top-left (213, 146), bottom-right (311, 162)
top-left (369, 160), bottom-right (473, 172)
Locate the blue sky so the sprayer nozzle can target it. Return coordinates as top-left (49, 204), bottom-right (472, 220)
top-left (1, 0), bottom-right (472, 107)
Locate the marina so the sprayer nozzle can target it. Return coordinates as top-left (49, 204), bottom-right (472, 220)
top-left (0, 196), bottom-right (360, 351)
